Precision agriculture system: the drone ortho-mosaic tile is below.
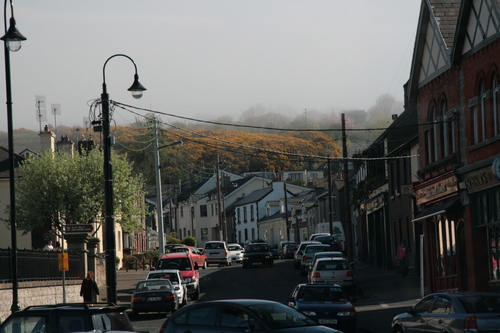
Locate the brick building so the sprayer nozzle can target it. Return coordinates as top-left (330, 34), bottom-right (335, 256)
top-left (408, 0), bottom-right (500, 292)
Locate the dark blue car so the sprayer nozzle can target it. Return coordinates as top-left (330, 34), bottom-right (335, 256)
top-left (287, 284), bottom-right (357, 333)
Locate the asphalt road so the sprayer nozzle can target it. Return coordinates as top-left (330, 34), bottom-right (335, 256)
top-left (117, 259), bottom-right (422, 333)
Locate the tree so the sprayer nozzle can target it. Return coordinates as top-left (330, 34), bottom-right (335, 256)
top-left (6, 149), bottom-right (146, 237)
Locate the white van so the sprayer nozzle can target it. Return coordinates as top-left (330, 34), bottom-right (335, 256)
top-left (314, 222), bottom-right (346, 247)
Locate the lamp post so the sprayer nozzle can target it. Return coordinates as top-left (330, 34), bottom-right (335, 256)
top-left (101, 54), bottom-right (145, 304)
top-left (2, 0), bottom-right (25, 313)
top-left (153, 119), bottom-right (182, 254)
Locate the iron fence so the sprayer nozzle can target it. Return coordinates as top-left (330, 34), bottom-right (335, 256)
top-left (0, 248), bottom-right (84, 282)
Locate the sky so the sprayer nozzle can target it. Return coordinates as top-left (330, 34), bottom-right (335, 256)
top-left (0, 0), bottom-right (421, 133)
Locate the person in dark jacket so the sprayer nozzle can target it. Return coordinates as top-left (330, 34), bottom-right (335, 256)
top-left (80, 271), bottom-right (99, 302)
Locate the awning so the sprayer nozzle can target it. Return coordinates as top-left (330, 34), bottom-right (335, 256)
top-left (411, 199), bottom-right (460, 223)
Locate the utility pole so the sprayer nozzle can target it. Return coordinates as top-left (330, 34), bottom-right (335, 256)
top-left (328, 158), bottom-right (333, 234)
top-left (153, 119), bottom-right (165, 254)
top-left (284, 181), bottom-right (290, 241)
top-left (216, 154), bottom-right (224, 241)
top-left (342, 114), bottom-right (353, 262)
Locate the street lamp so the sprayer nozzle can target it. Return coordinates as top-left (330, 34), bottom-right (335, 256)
top-left (154, 130), bottom-right (182, 254)
top-left (2, 0), bottom-right (26, 313)
top-left (101, 54), bottom-right (145, 304)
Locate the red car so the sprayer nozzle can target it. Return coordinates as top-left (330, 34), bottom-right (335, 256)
top-left (169, 246), bottom-right (207, 269)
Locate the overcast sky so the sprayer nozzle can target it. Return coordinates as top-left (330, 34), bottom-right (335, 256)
top-left (0, 1), bottom-right (421, 133)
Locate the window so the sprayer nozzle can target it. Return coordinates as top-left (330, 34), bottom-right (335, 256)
top-left (237, 208), bottom-right (241, 223)
top-left (180, 206), bottom-right (184, 218)
top-left (493, 74), bottom-right (500, 136)
top-left (244, 207), bottom-right (247, 223)
top-left (250, 205), bottom-right (255, 221)
top-left (200, 205), bottom-right (208, 217)
top-left (480, 80), bottom-right (487, 141)
top-left (431, 296), bottom-right (452, 314)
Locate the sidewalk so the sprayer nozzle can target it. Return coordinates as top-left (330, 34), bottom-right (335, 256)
top-left (353, 261), bottom-right (424, 333)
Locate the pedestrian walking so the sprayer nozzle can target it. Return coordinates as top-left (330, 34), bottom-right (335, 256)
top-left (80, 271), bottom-right (99, 303)
top-left (397, 240), bottom-right (410, 277)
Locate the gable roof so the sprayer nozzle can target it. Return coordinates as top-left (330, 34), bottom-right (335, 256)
top-left (233, 187), bottom-right (273, 207)
top-left (0, 146), bottom-right (24, 179)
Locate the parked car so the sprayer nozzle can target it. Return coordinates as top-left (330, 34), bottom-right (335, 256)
top-left (203, 241), bottom-right (232, 266)
top-left (392, 292), bottom-right (500, 333)
top-left (242, 243), bottom-right (274, 268)
top-left (310, 251), bottom-right (345, 271)
top-left (278, 241), bottom-right (296, 259)
top-left (170, 246), bottom-right (208, 269)
top-left (156, 252), bottom-right (201, 300)
top-left (146, 269), bottom-right (188, 307)
top-left (287, 283), bottom-right (357, 333)
top-left (0, 303), bottom-right (136, 333)
top-left (165, 243), bottom-right (187, 253)
top-left (131, 279), bottom-right (178, 316)
top-left (313, 235), bottom-right (344, 252)
top-left (159, 299), bottom-right (343, 333)
top-left (300, 244), bottom-right (332, 276)
top-left (228, 243), bottom-right (244, 263)
top-left (270, 244), bottom-right (279, 259)
top-left (294, 241), bottom-right (321, 269)
top-left (309, 257), bottom-right (356, 294)
top-left (309, 233), bottom-right (330, 241)
top-left (282, 243), bottom-right (298, 259)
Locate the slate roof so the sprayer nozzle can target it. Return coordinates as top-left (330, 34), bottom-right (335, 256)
top-left (430, 0), bottom-right (461, 49)
top-left (0, 146), bottom-right (24, 179)
top-left (233, 187), bottom-right (273, 206)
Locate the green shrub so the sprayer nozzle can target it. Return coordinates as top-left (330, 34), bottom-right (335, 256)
top-left (182, 236), bottom-right (197, 247)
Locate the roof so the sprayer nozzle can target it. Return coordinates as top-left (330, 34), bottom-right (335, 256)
top-left (0, 146), bottom-right (24, 179)
top-left (233, 187), bottom-right (273, 206)
top-left (430, 0), bottom-right (461, 49)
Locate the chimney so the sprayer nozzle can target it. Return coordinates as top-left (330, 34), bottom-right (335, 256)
top-left (39, 125), bottom-right (56, 153)
top-left (57, 135), bottom-right (75, 156)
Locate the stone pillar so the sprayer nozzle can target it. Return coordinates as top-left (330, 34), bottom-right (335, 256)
top-left (87, 237), bottom-right (100, 277)
top-left (65, 233), bottom-right (90, 278)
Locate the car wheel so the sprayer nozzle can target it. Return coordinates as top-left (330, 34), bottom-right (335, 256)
top-left (242, 263), bottom-right (247, 268)
top-left (206, 262), bottom-right (210, 267)
top-left (190, 286), bottom-right (200, 301)
top-left (202, 260), bottom-right (207, 269)
top-left (393, 325), bottom-right (404, 333)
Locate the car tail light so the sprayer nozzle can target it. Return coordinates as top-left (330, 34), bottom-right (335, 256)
top-left (464, 315), bottom-right (477, 330)
top-left (160, 322), bottom-right (167, 333)
top-left (313, 272), bottom-right (321, 278)
top-left (224, 249), bottom-right (228, 255)
top-left (297, 251), bottom-right (303, 256)
top-left (132, 297), bottom-right (144, 303)
top-left (347, 271), bottom-right (354, 277)
top-left (165, 295), bottom-right (176, 301)
top-left (302, 255), bottom-right (307, 261)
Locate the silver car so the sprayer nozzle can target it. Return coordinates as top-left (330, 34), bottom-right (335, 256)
top-left (299, 244), bottom-right (332, 276)
top-left (293, 241), bottom-right (321, 269)
top-left (146, 269), bottom-right (188, 307)
top-left (309, 257), bottom-right (356, 294)
top-left (392, 292), bottom-right (500, 333)
top-left (228, 243), bottom-right (244, 263)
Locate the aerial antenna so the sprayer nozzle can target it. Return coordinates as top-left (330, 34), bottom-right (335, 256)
top-left (51, 103), bottom-right (61, 138)
top-left (35, 95), bottom-right (47, 133)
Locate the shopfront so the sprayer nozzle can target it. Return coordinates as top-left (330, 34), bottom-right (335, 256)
top-left (413, 172), bottom-right (463, 292)
top-left (462, 159), bottom-right (500, 292)
top-left (365, 193), bottom-right (390, 267)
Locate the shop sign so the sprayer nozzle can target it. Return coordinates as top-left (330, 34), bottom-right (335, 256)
top-left (365, 196), bottom-right (385, 214)
top-left (415, 176), bottom-right (458, 205)
top-left (465, 166), bottom-right (497, 191)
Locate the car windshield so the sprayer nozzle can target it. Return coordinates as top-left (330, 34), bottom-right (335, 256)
top-left (136, 279), bottom-right (172, 291)
top-left (246, 244), bottom-right (269, 253)
top-left (458, 295), bottom-right (500, 313)
top-left (159, 258), bottom-right (192, 270)
top-left (298, 286), bottom-right (347, 302)
top-left (305, 246), bottom-right (330, 253)
top-left (248, 302), bottom-right (317, 329)
top-left (228, 245), bottom-right (241, 251)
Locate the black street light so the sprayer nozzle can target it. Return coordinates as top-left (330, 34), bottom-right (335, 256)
top-left (101, 54), bottom-right (145, 304)
top-left (2, 0), bottom-right (26, 313)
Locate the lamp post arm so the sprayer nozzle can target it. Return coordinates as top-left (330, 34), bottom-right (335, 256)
top-left (102, 54), bottom-right (138, 86)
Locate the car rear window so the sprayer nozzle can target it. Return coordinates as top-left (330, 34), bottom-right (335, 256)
top-left (0, 315), bottom-right (47, 333)
top-left (316, 260), bottom-right (348, 271)
top-left (205, 242), bottom-right (225, 249)
top-left (158, 258), bottom-right (192, 270)
top-left (459, 295), bottom-right (500, 313)
top-left (92, 312), bottom-right (134, 331)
